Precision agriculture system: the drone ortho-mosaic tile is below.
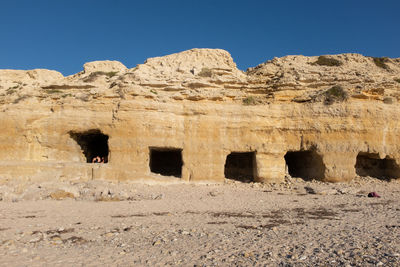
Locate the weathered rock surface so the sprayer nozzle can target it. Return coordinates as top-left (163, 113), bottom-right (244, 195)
top-left (1, 48), bottom-right (400, 183)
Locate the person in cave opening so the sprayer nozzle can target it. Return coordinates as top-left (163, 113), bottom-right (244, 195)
top-left (91, 156), bottom-right (108, 163)
top-left (92, 156), bottom-right (101, 163)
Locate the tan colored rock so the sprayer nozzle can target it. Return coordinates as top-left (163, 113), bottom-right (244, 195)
top-left (0, 69), bottom-right (63, 92)
top-left (83, 60), bottom-right (127, 74)
top-left (0, 69), bottom-right (63, 83)
top-left (49, 190), bottom-right (75, 200)
top-left (134, 48), bottom-right (243, 76)
top-left (1, 49), bottom-right (400, 184)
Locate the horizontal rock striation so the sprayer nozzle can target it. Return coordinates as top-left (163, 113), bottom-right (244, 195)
top-left (1, 49), bottom-right (400, 183)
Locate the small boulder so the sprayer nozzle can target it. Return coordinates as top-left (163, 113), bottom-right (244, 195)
top-left (83, 60), bottom-right (127, 74)
top-left (49, 190), bottom-right (75, 200)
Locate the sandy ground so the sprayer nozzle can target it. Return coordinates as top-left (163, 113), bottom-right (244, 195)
top-left (0, 176), bottom-right (399, 266)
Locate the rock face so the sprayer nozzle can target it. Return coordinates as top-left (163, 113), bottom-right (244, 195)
top-left (1, 49), bottom-right (400, 183)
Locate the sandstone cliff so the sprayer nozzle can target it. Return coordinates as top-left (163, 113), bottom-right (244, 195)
top-left (1, 49), bottom-right (400, 183)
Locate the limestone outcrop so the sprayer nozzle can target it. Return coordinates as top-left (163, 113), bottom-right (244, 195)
top-left (1, 49), bottom-right (400, 183)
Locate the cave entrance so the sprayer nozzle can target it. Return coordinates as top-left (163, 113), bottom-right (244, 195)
top-left (355, 152), bottom-right (400, 180)
top-left (284, 150), bottom-right (325, 180)
top-left (224, 152), bottom-right (256, 182)
top-left (149, 148), bottom-right (183, 178)
top-left (69, 129), bottom-right (109, 163)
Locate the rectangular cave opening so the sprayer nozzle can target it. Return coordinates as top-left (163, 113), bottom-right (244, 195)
top-left (149, 147), bottom-right (183, 178)
top-left (355, 152), bottom-right (400, 180)
top-left (284, 150), bottom-right (325, 180)
top-left (224, 152), bottom-right (256, 182)
top-left (69, 129), bottom-right (109, 163)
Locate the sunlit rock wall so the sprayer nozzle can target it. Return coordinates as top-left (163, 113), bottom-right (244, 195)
top-left (1, 49), bottom-right (400, 183)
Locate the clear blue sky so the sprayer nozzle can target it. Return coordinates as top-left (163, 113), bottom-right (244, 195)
top-left (0, 0), bottom-right (399, 75)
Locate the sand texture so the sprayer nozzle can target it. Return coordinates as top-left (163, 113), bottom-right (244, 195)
top-left (0, 177), bottom-right (399, 266)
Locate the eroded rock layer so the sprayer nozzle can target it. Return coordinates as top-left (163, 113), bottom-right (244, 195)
top-left (1, 49), bottom-right (400, 183)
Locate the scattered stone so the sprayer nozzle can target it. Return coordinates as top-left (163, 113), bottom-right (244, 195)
top-left (208, 191), bottom-right (218, 197)
top-left (105, 233), bottom-right (114, 238)
top-left (49, 190), bottom-right (75, 200)
top-left (64, 236), bottom-right (87, 244)
top-left (318, 189), bottom-right (338, 195)
top-left (29, 237), bottom-right (42, 243)
top-left (151, 194), bottom-right (164, 200)
top-left (153, 240), bottom-right (162, 246)
top-left (304, 186), bottom-right (317, 194)
top-left (243, 252), bottom-right (254, 258)
top-left (0, 177), bottom-right (398, 265)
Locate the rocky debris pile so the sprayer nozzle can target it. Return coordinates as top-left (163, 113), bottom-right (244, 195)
top-left (0, 175), bottom-right (398, 202)
top-left (0, 180), bottom-right (166, 202)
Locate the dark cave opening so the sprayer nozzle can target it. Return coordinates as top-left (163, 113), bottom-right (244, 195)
top-left (355, 152), bottom-right (400, 180)
top-left (149, 148), bottom-right (183, 178)
top-left (284, 150), bottom-right (325, 180)
top-left (224, 152), bottom-right (256, 182)
top-left (69, 129), bottom-right (109, 163)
